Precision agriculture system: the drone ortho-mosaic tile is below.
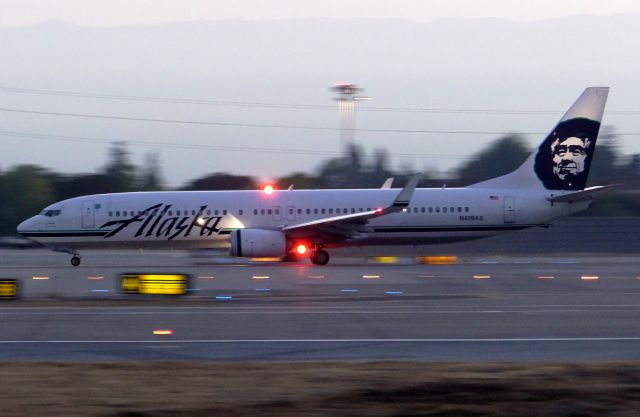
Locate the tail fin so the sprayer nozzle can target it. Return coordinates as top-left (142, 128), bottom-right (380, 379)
top-left (470, 87), bottom-right (609, 190)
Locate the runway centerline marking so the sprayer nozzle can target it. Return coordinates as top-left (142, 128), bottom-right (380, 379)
top-left (0, 307), bottom-right (638, 315)
top-left (2, 337), bottom-right (640, 344)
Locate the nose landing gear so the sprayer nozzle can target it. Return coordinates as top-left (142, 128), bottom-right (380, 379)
top-left (70, 255), bottom-right (81, 267)
top-left (310, 249), bottom-right (330, 266)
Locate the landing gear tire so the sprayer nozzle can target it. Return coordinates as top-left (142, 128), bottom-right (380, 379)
top-left (70, 256), bottom-right (81, 267)
top-left (310, 249), bottom-right (330, 266)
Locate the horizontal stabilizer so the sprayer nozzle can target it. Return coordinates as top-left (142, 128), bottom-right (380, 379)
top-left (547, 185), bottom-right (619, 203)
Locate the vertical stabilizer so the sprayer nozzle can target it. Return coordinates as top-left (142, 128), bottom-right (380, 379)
top-left (470, 87), bottom-right (609, 190)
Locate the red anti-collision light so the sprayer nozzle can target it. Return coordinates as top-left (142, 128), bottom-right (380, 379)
top-left (296, 244), bottom-right (308, 255)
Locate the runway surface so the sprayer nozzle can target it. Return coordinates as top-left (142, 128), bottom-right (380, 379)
top-left (1, 241), bottom-right (640, 361)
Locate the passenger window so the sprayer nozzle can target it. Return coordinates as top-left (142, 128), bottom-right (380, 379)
top-left (436, 207), bottom-right (440, 213)
top-left (109, 211), bottom-right (113, 217)
top-left (321, 209), bottom-right (326, 214)
top-left (168, 211), bottom-right (173, 216)
top-left (351, 208), bottom-right (355, 214)
top-left (329, 209), bottom-right (333, 214)
top-left (429, 207), bottom-right (433, 213)
top-left (297, 209), bottom-right (302, 214)
top-left (267, 209), bottom-right (272, 215)
top-left (176, 210), bottom-right (180, 216)
top-left (443, 207), bottom-right (447, 213)
top-left (274, 209), bottom-right (279, 215)
top-left (223, 210), bottom-right (227, 215)
top-left (421, 207), bottom-right (425, 213)
top-left (314, 208), bottom-right (318, 214)
top-left (289, 208), bottom-right (294, 214)
top-left (261, 209), bottom-right (265, 215)
top-left (465, 207), bottom-right (469, 212)
top-left (239, 209), bottom-right (243, 215)
top-left (116, 211), bottom-right (120, 216)
top-left (458, 207), bottom-right (462, 213)
top-left (450, 207), bottom-right (454, 212)
top-left (215, 210), bottom-right (219, 215)
top-left (306, 209), bottom-right (311, 214)
top-left (254, 209), bottom-right (258, 215)
top-left (359, 208), bottom-right (363, 212)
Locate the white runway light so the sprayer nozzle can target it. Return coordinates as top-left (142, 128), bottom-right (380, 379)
top-left (581, 275), bottom-right (599, 281)
top-left (473, 275), bottom-right (491, 280)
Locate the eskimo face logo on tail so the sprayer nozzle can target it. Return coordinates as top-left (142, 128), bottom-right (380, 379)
top-left (534, 117), bottom-right (601, 190)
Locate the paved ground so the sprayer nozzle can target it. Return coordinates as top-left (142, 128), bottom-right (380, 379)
top-left (1, 216), bottom-right (639, 361)
top-left (2, 255), bottom-right (640, 360)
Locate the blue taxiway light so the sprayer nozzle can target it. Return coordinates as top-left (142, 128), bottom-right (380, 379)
top-left (215, 296), bottom-right (233, 300)
top-left (385, 291), bottom-right (403, 295)
top-left (341, 289), bottom-right (359, 293)
top-left (255, 288), bottom-right (272, 291)
top-left (91, 289), bottom-right (110, 293)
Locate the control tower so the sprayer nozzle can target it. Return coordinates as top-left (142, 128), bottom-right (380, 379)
top-left (331, 83), bottom-right (369, 149)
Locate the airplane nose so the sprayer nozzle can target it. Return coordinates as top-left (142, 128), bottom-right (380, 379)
top-left (17, 217), bottom-right (36, 234)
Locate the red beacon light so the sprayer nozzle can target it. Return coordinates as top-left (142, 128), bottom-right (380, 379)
top-left (296, 244), bottom-right (308, 255)
top-left (263, 184), bottom-right (274, 195)
top-left (375, 207), bottom-right (383, 214)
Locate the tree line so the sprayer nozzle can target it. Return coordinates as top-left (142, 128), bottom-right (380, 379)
top-left (2, 129), bottom-right (639, 235)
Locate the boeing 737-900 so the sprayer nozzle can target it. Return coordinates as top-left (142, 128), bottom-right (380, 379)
top-left (18, 87), bottom-right (612, 266)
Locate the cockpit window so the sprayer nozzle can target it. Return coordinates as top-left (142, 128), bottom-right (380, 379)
top-left (40, 209), bottom-right (61, 217)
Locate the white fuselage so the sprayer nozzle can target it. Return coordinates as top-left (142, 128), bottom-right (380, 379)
top-left (17, 187), bottom-right (588, 251)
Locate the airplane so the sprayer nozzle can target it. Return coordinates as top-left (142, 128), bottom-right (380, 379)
top-left (17, 87), bottom-right (611, 266)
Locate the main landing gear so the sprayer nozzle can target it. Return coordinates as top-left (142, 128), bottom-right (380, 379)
top-left (310, 249), bottom-right (330, 266)
top-left (70, 255), bottom-right (81, 267)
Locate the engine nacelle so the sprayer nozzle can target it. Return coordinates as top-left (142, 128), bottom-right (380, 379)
top-left (229, 229), bottom-right (287, 258)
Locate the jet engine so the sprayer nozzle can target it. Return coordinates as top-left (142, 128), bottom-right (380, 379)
top-left (229, 229), bottom-right (287, 258)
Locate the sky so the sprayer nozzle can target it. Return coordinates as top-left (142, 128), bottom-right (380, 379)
top-left (0, 2), bottom-right (639, 186)
top-left (2, 0), bottom-right (640, 26)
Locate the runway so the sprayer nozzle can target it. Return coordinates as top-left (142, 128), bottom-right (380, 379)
top-left (1, 243), bottom-right (640, 361)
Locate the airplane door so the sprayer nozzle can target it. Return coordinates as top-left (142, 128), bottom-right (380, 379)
top-left (503, 196), bottom-right (515, 223)
top-left (82, 200), bottom-right (95, 228)
top-left (272, 206), bottom-right (283, 222)
top-left (286, 206), bottom-right (296, 222)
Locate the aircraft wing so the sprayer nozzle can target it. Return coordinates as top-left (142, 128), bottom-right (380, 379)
top-left (547, 185), bottom-right (619, 203)
top-left (282, 175), bottom-right (420, 240)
